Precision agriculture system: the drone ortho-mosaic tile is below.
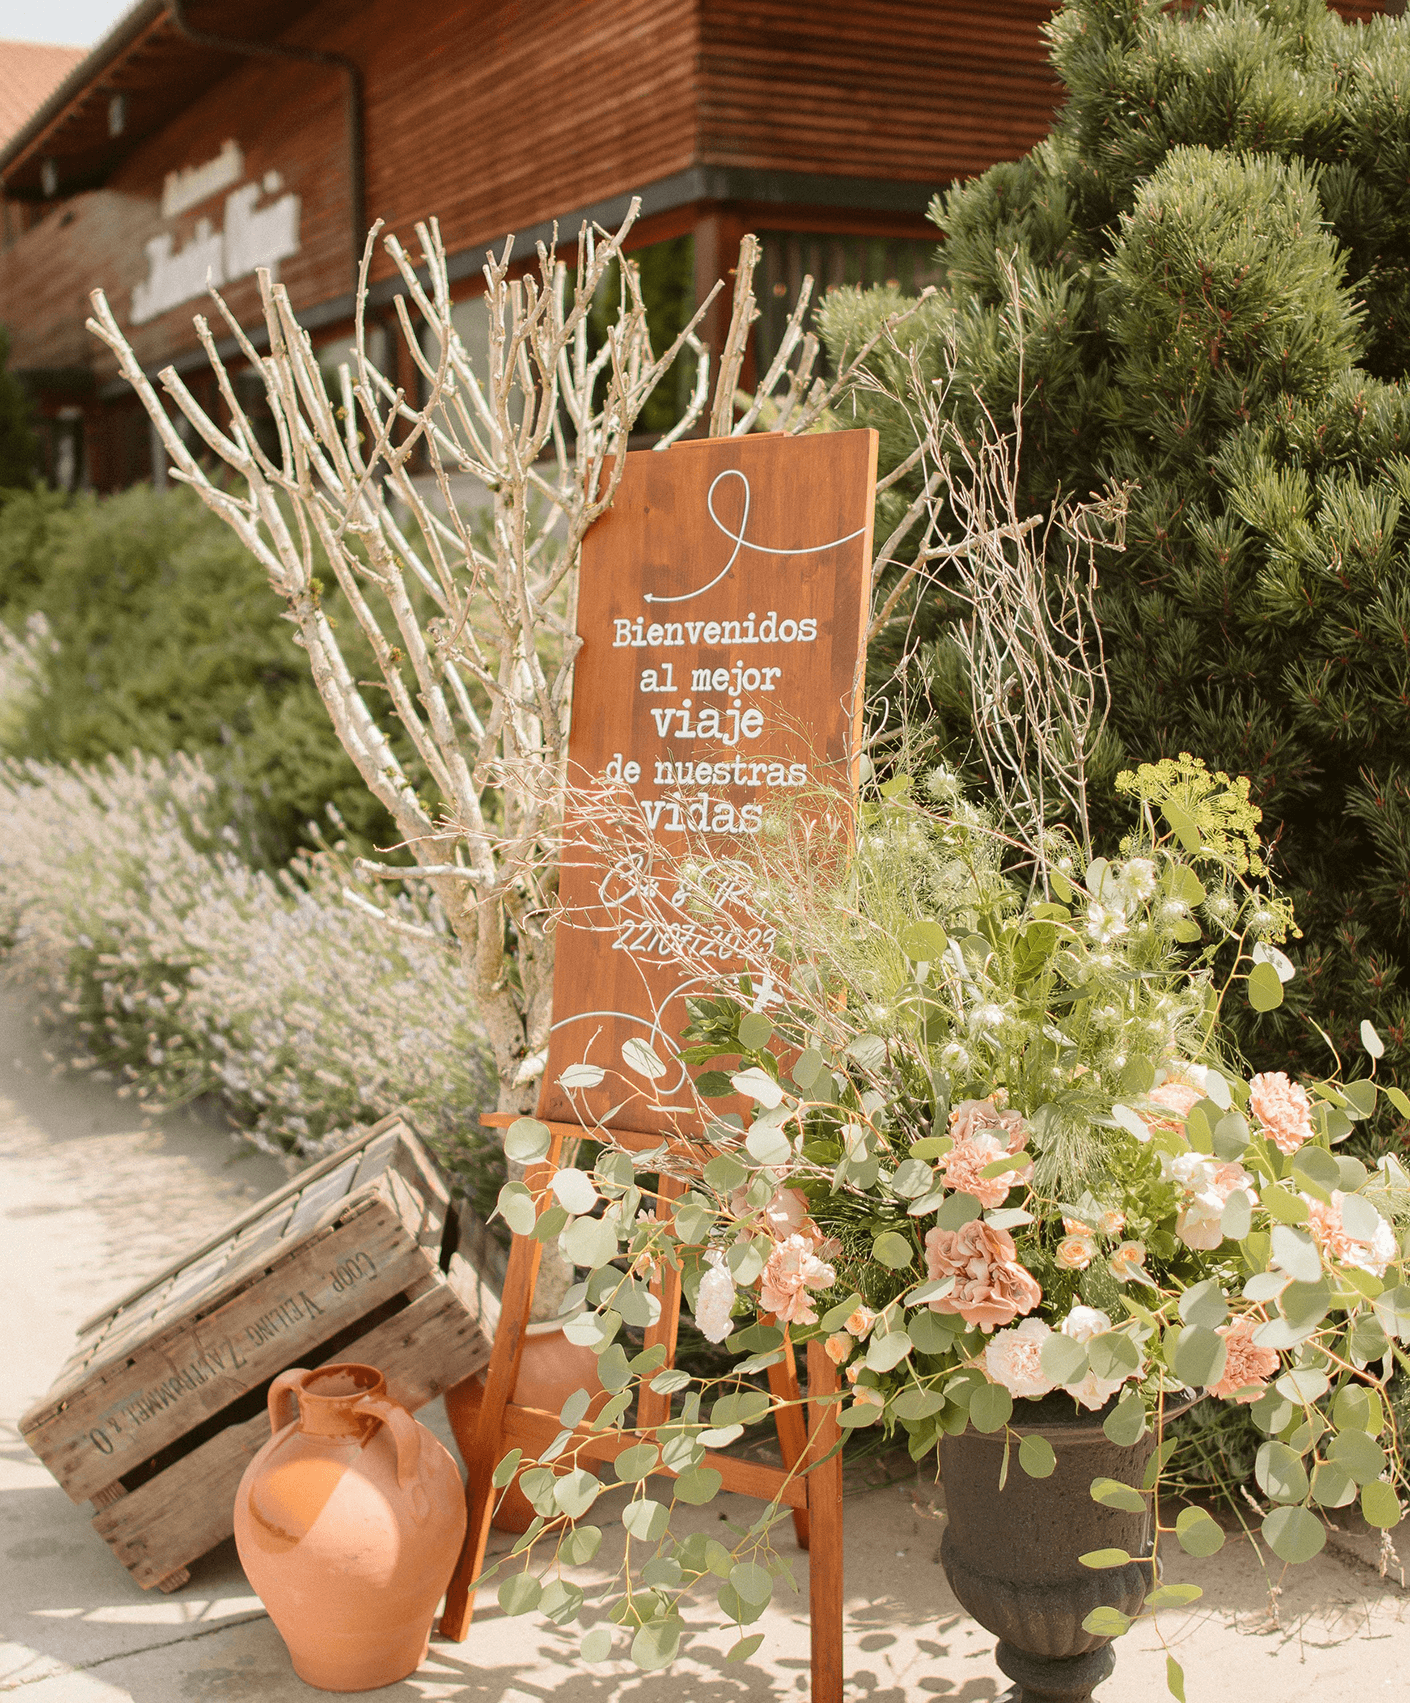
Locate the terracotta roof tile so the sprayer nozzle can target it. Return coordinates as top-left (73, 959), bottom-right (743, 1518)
top-left (0, 41), bottom-right (87, 151)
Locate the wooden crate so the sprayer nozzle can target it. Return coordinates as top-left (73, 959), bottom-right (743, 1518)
top-left (21, 1111), bottom-right (500, 1592)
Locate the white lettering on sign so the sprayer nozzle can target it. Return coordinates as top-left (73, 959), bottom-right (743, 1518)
top-left (161, 138), bottom-right (244, 219)
top-left (131, 171), bottom-right (301, 326)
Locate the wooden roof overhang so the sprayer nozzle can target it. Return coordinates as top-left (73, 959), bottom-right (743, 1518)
top-left (0, 0), bottom-right (325, 201)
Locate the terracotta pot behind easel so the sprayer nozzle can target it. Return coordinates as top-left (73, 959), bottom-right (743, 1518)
top-left (444, 1321), bottom-right (606, 1532)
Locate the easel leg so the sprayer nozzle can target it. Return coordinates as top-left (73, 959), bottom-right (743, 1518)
top-left (766, 1327), bottom-right (811, 1549)
top-left (806, 1338), bottom-right (844, 1703)
top-left (635, 1174), bottom-right (685, 1435)
top-left (439, 1135), bottom-right (563, 1641)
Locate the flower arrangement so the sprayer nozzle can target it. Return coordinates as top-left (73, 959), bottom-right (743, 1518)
top-left (487, 756), bottom-right (1410, 1691)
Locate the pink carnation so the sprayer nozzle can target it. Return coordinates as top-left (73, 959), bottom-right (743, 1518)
top-left (729, 1185), bottom-right (842, 1261)
top-left (1249, 1072), bottom-right (1314, 1156)
top-left (924, 1219), bottom-right (1042, 1333)
top-left (759, 1234), bottom-right (836, 1325)
top-left (1140, 1078), bottom-right (1201, 1137)
top-left (1206, 1315), bottom-right (1280, 1403)
top-left (949, 1097), bottom-right (1029, 1153)
top-left (939, 1132), bottom-right (1034, 1208)
top-left (984, 1317), bottom-right (1055, 1399)
top-left (1307, 1192), bottom-right (1397, 1278)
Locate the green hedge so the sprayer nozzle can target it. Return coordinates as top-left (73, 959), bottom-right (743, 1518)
top-left (0, 482), bottom-right (392, 864)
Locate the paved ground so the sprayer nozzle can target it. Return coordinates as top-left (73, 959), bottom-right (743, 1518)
top-left (1, 982), bottom-right (1408, 1701)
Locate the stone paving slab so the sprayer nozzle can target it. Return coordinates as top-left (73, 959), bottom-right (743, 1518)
top-left (1, 984), bottom-right (1407, 1701)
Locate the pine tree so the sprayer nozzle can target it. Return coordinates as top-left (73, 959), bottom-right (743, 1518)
top-left (824, 0), bottom-right (1410, 1111)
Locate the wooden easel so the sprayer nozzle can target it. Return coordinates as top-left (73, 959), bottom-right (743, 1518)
top-left (439, 1117), bottom-right (845, 1702)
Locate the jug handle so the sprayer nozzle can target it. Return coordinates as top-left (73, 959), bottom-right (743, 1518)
top-left (356, 1393), bottom-right (421, 1489)
top-left (267, 1368), bottom-right (308, 1435)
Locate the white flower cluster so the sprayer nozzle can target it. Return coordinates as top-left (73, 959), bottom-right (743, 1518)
top-left (0, 752), bottom-right (496, 1160)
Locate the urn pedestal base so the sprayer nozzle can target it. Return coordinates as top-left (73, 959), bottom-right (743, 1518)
top-left (938, 1392), bottom-right (1191, 1703)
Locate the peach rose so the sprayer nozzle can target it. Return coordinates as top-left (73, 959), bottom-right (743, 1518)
top-left (939, 1132), bottom-right (1034, 1209)
top-left (1249, 1071), bottom-right (1314, 1156)
top-left (759, 1234), bottom-right (836, 1325)
top-left (1109, 1240), bottom-right (1148, 1283)
top-left (949, 1097), bottom-right (1030, 1153)
top-left (846, 1306), bottom-right (877, 1339)
top-left (1206, 1315), bottom-right (1280, 1403)
top-left (985, 1316), bottom-right (1056, 1399)
top-left (1056, 1232), bottom-right (1095, 1271)
top-left (923, 1219), bottom-right (1042, 1333)
top-left (824, 1332), bottom-right (854, 1365)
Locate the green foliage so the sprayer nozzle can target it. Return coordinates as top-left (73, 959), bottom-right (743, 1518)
top-left (0, 483), bottom-right (391, 863)
top-left (0, 327), bottom-right (37, 490)
top-left (820, 0), bottom-right (1410, 1123)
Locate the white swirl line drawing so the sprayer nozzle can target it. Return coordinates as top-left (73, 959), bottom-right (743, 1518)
top-left (642, 468), bottom-right (867, 605)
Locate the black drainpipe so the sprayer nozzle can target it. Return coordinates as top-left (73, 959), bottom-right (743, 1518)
top-left (166, 0), bottom-right (365, 286)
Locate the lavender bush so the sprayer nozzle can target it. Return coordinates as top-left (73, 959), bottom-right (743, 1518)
top-left (0, 749), bottom-right (497, 1176)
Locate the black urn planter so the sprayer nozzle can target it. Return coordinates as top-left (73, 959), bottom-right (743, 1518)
top-left (939, 1393), bottom-right (1185, 1703)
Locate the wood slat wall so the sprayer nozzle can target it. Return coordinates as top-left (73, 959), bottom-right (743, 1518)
top-left (0, 1), bottom-right (1402, 393)
top-left (698, 0), bottom-right (1063, 187)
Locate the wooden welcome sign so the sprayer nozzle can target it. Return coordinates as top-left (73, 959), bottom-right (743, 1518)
top-left (538, 428), bottom-right (877, 1131)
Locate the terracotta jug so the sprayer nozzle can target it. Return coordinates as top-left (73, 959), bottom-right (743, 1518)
top-left (444, 1321), bottom-right (606, 1533)
top-left (234, 1363), bottom-right (465, 1692)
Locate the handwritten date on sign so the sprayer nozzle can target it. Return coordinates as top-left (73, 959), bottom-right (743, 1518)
top-left (539, 429), bottom-right (877, 1132)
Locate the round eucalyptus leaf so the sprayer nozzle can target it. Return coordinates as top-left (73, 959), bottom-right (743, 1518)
top-left (673, 1466), bottom-right (723, 1506)
top-left (550, 1166), bottom-right (599, 1215)
top-left (564, 1214), bottom-right (618, 1270)
top-left (872, 1231), bottom-right (915, 1270)
top-left (1041, 1332), bottom-right (1089, 1385)
top-left (622, 1497), bottom-right (669, 1542)
top-left (497, 1572), bottom-right (542, 1615)
top-left (730, 1562), bottom-right (774, 1606)
top-left (554, 1468), bottom-right (601, 1518)
top-left (726, 1633), bottom-right (766, 1663)
top-left (1328, 1429), bottom-right (1387, 1486)
top-left (738, 1012), bottom-right (774, 1050)
top-left (1175, 1506), bottom-right (1225, 1557)
top-left (496, 1180), bottom-right (537, 1237)
top-left (1081, 1605), bottom-right (1132, 1638)
top-left (1103, 1388), bottom-right (1146, 1448)
top-left (1089, 1476), bottom-right (1146, 1514)
top-left (1079, 1548), bottom-right (1133, 1569)
top-left (1310, 1463), bottom-right (1357, 1509)
top-left (580, 1626), bottom-right (613, 1662)
top-left (615, 1443), bottom-right (661, 1483)
top-left (491, 1446), bottom-right (523, 1488)
top-left (1019, 1434), bottom-right (1057, 1479)
top-left (1340, 1191), bottom-right (1385, 1243)
top-left (562, 1524), bottom-right (603, 1564)
top-left (1171, 1323), bottom-right (1227, 1390)
top-left (1270, 1224), bottom-right (1322, 1284)
top-left (792, 1047), bottom-right (826, 1089)
top-left (631, 1617), bottom-right (682, 1669)
top-left (1247, 961), bottom-right (1285, 1012)
top-left (1255, 1440), bottom-right (1309, 1505)
top-left (1262, 1504), bottom-right (1326, 1565)
top-left (900, 920), bottom-right (950, 962)
top-left (505, 1117), bottom-right (552, 1161)
top-left (968, 1384), bottom-right (1012, 1433)
top-left (1361, 1482), bottom-right (1403, 1530)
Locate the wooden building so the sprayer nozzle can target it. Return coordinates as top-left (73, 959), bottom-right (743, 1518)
top-left (0, 0), bottom-right (1395, 490)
